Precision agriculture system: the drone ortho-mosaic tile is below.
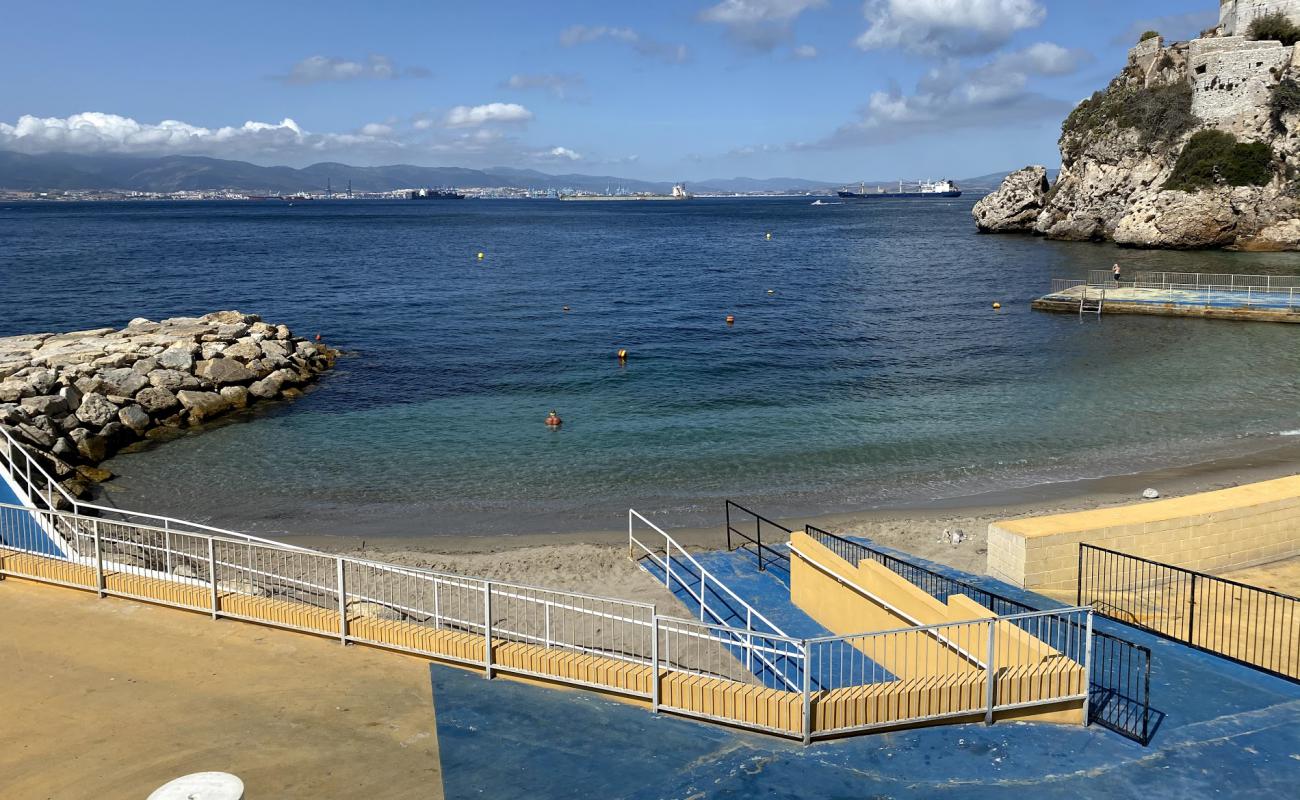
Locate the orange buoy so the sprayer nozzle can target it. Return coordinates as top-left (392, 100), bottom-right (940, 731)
top-left (725, 315), bottom-right (735, 325)
top-left (617, 349), bottom-right (628, 360)
top-left (545, 410), bottom-right (563, 427)
top-left (992, 302), bottom-right (1002, 310)
top-left (314, 333), bottom-right (322, 342)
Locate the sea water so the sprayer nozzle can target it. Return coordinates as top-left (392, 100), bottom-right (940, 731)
top-left (2, 198), bottom-right (1299, 537)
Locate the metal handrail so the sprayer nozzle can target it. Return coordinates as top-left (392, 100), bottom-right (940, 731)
top-left (629, 508), bottom-right (792, 642)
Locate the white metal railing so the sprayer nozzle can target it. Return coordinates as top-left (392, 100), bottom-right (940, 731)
top-left (0, 425), bottom-right (318, 552)
top-left (0, 423), bottom-right (1098, 743)
top-left (0, 497), bottom-right (1096, 742)
top-left (628, 508), bottom-right (803, 691)
top-left (1082, 270), bottom-right (1300, 310)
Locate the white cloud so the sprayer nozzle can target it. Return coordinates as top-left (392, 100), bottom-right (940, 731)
top-left (0, 110), bottom-right (541, 167)
top-left (444, 103), bottom-right (534, 128)
top-left (804, 42), bottom-right (1079, 148)
top-left (560, 25), bottom-right (689, 63)
top-left (0, 112), bottom-right (312, 156)
top-left (792, 44), bottom-right (818, 59)
top-left (502, 73), bottom-right (586, 100)
top-left (700, 0), bottom-right (826, 51)
top-left (546, 146), bottom-right (582, 161)
top-left (856, 0), bottom-right (1046, 57)
top-left (276, 54), bottom-right (430, 85)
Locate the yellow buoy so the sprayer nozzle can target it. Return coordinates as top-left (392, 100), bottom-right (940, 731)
top-left (617, 348), bottom-right (628, 360)
top-left (725, 315), bottom-right (736, 325)
top-left (477, 252), bottom-right (485, 260)
top-left (992, 302), bottom-right (1002, 310)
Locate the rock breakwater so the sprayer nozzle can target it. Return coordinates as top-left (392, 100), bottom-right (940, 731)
top-left (0, 311), bottom-right (337, 504)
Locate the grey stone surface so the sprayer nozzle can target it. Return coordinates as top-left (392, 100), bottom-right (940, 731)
top-left (75, 393), bottom-right (118, 427)
top-left (195, 358), bottom-right (256, 385)
top-left (135, 387), bottom-right (181, 415)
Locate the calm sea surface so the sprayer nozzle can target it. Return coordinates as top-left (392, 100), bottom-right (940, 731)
top-left (2, 198), bottom-right (1299, 537)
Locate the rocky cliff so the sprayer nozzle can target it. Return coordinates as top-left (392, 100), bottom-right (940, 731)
top-left (975, 30), bottom-right (1300, 250)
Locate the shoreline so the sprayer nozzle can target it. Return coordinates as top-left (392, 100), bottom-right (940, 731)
top-left (279, 436), bottom-right (1300, 581)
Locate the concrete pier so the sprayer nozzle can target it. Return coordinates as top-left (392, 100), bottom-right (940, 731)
top-left (1034, 272), bottom-right (1300, 323)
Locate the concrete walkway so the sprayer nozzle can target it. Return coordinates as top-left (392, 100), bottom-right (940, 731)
top-left (0, 579), bottom-right (444, 799)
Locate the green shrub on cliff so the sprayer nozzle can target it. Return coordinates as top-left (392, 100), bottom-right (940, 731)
top-left (1270, 78), bottom-right (1300, 128)
top-left (1247, 12), bottom-right (1300, 46)
top-left (1139, 30), bottom-right (1159, 43)
top-left (1164, 130), bottom-right (1274, 191)
top-left (1062, 82), bottom-right (1194, 146)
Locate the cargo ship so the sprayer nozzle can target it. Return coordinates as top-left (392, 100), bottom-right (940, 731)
top-left (837, 179), bottom-right (961, 199)
top-left (560, 183), bottom-right (691, 201)
top-left (408, 188), bottom-right (466, 200)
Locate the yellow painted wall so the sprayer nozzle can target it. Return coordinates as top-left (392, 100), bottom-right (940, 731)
top-left (788, 532), bottom-right (1084, 726)
top-left (987, 474), bottom-right (1300, 590)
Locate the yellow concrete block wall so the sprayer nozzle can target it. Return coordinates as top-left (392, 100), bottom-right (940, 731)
top-left (988, 474), bottom-right (1300, 590)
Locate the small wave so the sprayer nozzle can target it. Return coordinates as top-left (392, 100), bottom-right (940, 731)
top-left (1280, 429), bottom-right (1300, 436)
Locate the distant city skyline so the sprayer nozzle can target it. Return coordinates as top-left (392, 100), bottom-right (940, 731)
top-left (1, 1), bottom-right (1217, 181)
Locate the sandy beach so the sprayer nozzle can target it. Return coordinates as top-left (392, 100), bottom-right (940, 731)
top-left (271, 437), bottom-right (1300, 608)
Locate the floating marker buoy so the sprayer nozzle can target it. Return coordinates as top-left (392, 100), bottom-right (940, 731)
top-left (477, 252), bottom-right (485, 260)
top-left (992, 302), bottom-right (1002, 310)
top-left (725, 315), bottom-right (736, 325)
top-left (315, 333), bottom-right (322, 342)
top-left (562, 305), bottom-right (571, 312)
top-left (765, 232), bottom-right (772, 241)
top-left (545, 410), bottom-right (563, 427)
top-left (767, 289), bottom-right (775, 295)
top-left (617, 349), bottom-right (628, 360)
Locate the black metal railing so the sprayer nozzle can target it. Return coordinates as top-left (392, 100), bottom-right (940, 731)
top-left (1079, 543), bottom-right (1299, 683)
top-left (724, 500), bottom-right (792, 572)
top-left (803, 525), bottom-right (1154, 745)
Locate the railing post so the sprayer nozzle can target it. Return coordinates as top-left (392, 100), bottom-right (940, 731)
top-left (756, 517), bottom-right (764, 572)
top-left (1186, 573), bottom-right (1198, 645)
top-left (746, 607), bottom-right (754, 675)
top-left (801, 643), bottom-right (812, 745)
top-left (1082, 611), bottom-right (1094, 727)
top-left (725, 502), bottom-right (732, 553)
top-left (207, 537), bottom-right (219, 620)
top-left (92, 519), bottom-right (105, 598)
top-left (544, 603), bottom-right (552, 649)
top-left (650, 616), bottom-right (660, 713)
top-left (336, 557), bottom-right (348, 645)
top-left (164, 521), bottom-right (173, 575)
top-left (700, 572), bottom-right (707, 621)
top-left (483, 581), bottom-right (494, 678)
top-left (1076, 544), bottom-right (1084, 607)
top-left (984, 619), bottom-right (997, 725)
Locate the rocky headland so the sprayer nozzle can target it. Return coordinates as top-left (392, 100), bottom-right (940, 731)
top-left (976, 3), bottom-right (1300, 250)
top-left (0, 311), bottom-right (337, 505)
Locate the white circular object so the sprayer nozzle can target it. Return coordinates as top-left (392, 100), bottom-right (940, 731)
top-left (148, 772), bottom-right (244, 800)
top-left (1142, 488), bottom-right (1160, 500)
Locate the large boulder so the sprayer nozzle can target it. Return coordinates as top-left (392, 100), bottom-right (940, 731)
top-left (219, 385), bottom-right (250, 409)
top-left (98, 367), bottom-right (149, 397)
top-left (19, 394), bottom-right (68, 417)
top-left (68, 428), bottom-right (109, 462)
top-left (118, 404), bottom-right (151, 434)
top-left (136, 387), bottom-right (180, 415)
top-left (195, 357), bottom-right (255, 386)
top-left (75, 392), bottom-right (118, 427)
top-left (176, 390), bottom-right (231, 422)
top-left (147, 369), bottom-right (193, 391)
top-left (157, 345), bottom-right (195, 371)
top-left (973, 166), bottom-right (1051, 233)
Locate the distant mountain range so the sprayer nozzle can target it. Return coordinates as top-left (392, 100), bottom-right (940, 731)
top-left (0, 151), bottom-right (1052, 195)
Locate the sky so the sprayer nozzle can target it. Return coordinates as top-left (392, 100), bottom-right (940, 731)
top-left (0, 0), bottom-right (1220, 181)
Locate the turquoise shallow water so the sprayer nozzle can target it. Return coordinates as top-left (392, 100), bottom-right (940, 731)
top-left (1, 198), bottom-right (1299, 537)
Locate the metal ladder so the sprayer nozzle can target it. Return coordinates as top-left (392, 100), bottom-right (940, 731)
top-left (1080, 286), bottom-right (1105, 316)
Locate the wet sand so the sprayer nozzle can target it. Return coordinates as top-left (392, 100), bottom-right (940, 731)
top-left (276, 439), bottom-right (1300, 605)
